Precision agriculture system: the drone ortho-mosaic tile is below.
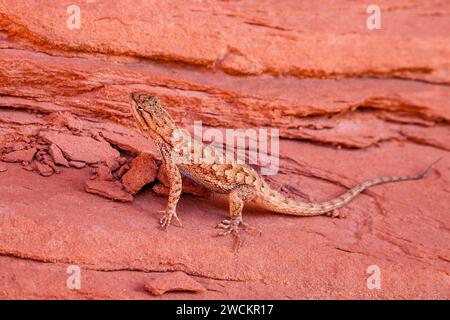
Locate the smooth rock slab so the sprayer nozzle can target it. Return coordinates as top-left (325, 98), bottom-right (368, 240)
top-left (48, 143), bottom-right (70, 167)
top-left (85, 179), bottom-right (133, 202)
top-left (69, 161), bottom-right (86, 169)
top-left (41, 131), bottom-right (120, 165)
top-left (0, 147), bottom-right (36, 163)
top-left (101, 131), bottom-right (159, 158)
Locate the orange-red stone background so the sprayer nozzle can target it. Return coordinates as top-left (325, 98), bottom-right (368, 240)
top-left (0, 0), bottom-right (449, 299)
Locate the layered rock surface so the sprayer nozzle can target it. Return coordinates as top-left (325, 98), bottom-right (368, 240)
top-left (0, 1), bottom-right (449, 299)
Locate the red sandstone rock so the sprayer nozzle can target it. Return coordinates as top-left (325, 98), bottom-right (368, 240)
top-left (101, 131), bottom-right (159, 158)
top-left (35, 161), bottom-right (53, 177)
top-left (21, 164), bottom-right (34, 171)
top-left (0, 147), bottom-right (36, 163)
top-left (1, 1), bottom-right (450, 83)
top-left (0, 135), bottom-right (449, 300)
top-left (48, 144), bottom-right (70, 167)
top-left (69, 161), bottom-right (86, 169)
top-left (85, 179), bottom-right (133, 203)
top-left (93, 163), bottom-right (114, 181)
top-left (121, 153), bottom-right (158, 195)
top-left (0, 162), bottom-right (7, 172)
top-left (42, 157), bottom-right (60, 174)
top-left (156, 166), bottom-right (170, 186)
top-left (0, 109), bottom-right (44, 126)
top-left (44, 112), bottom-right (83, 133)
top-left (0, 0), bottom-right (448, 300)
top-left (12, 142), bottom-right (27, 151)
top-left (115, 163), bottom-right (130, 178)
top-left (144, 271), bottom-right (206, 296)
top-left (41, 131), bottom-right (120, 165)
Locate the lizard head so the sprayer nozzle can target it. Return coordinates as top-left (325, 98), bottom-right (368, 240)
top-left (130, 92), bottom-right (177, 146)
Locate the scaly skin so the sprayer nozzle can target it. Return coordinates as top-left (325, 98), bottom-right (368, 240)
top-left (130, 93), bottom-right (440, 248)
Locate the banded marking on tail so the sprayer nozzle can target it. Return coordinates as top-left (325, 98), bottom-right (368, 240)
top-left (260, 158), bottom-right (441, 216)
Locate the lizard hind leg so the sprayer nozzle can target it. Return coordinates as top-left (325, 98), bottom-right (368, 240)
top-left (216, 185), bottom-right (261, 250)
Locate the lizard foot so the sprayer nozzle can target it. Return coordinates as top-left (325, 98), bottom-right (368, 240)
top-left (326, 209), bottom-right (347, 219)
top-left (215, 218), bottom-right (261, 251)
top-left (159, 210), bottom-right (183, 228)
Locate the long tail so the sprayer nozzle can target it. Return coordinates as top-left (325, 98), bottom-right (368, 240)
top-left (259, 158), bottom-right (441, 216)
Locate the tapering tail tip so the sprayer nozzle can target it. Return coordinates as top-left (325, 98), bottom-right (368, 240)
top-left (419, 157), bottom-right (442, 179)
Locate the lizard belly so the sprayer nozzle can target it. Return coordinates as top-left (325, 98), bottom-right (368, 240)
top-left (178, 164), bottom-right (237, 193)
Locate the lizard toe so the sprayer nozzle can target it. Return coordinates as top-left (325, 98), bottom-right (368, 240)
top-left (159, 210), bottom-right (182, 228)
top-left (215, 218), bottom-right (260, 251)
top-left (216, 219), bottom-right (232, 229)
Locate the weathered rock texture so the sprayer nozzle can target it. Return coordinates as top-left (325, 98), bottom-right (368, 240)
top-left (0, 1), bottom-right (449, 299)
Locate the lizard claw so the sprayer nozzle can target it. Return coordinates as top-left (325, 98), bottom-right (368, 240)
top-left (159, 210), bottom-right (183, 228)
top-left (216, 219), bottom-right (237, 235)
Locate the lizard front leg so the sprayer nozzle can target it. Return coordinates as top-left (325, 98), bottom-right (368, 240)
top-left (216, 185), bottom-right (261, 248)
top-left (158, 143), bottom-right (183, 228)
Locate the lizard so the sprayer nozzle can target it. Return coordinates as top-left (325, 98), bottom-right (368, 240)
top-left (129, 92), bottom-right (440, 247)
